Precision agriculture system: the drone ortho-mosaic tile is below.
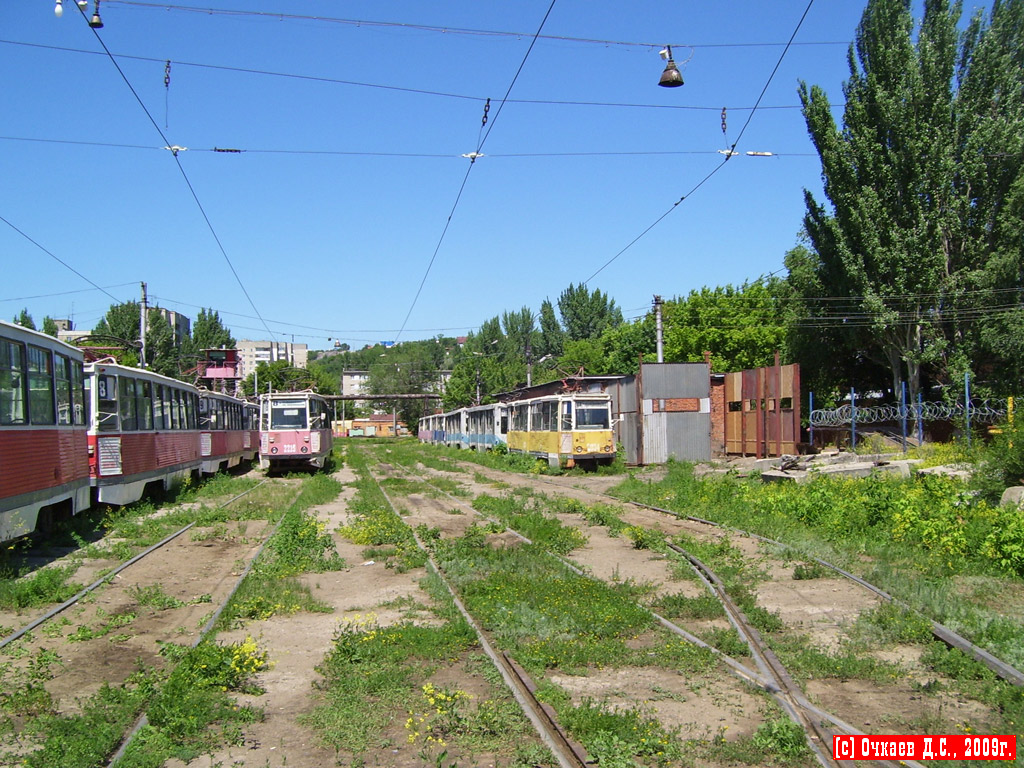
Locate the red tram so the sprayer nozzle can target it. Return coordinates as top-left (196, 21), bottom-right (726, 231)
top-left (199, 391), bottom-right (259, 475)
top-left (86, 361), bottom-right (202, 506)
top-left (259, 391), bottom-right (333, 471)
top-left (0, 320), bottom-right (90, 540)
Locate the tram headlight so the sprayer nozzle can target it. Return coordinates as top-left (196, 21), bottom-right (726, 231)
top-left (301, 446), bottom-right (308, 453)
top-left (271, 447), bottom-right (278, 454)
top-left (575, 446), bottom-right (583, 453)
top-left (603, 444), bottom-right (612, 452)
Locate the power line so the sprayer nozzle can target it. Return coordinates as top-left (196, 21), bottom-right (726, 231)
top-left (105, 1), bottom-right (850, 52)
top-left (0, 134), bottom-right (817, 159)
top-left (67, 4), bottom-right (278, 343)
top-left (582, 0), bottom-right (818, 285)
top-left (0, 214), bottom-right (128, 304)
top-left (0, 282), bottom-right (137, 303)
top-left (1, 39), bottom-right (839, 113)
top-left (392, 0), bottom-right (559, 344)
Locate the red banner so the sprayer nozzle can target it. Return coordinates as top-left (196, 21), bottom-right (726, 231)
top-left (833, 735), bottom-right (1016, 761)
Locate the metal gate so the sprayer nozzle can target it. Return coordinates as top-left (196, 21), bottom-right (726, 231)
top-left (724, 359), bottom-right (800, 457)
top-left (636, 363), bottom-right (711, 463)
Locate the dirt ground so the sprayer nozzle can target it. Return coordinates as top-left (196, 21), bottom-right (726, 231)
top-left (2, 451), bottom-right (1009, 767)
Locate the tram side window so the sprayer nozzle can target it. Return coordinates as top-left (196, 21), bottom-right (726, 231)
top-left (119, 376), bottom-right (138, 431)
top-left (561, 401), bottom-right (572, 431)
top-left (72, 360), bottom-right (85, 426)
top-left (27, 345), bottom-right (55, 425)
top-left (511, 405), bottom-right (528, 432)
top-left (137, 380), bottom-right (154, 430)
top-left (187, 393), bottom-right (197, 429)
top-left (169, 389), bottom-right (180, 430)
top-left (96, 375), bottom-right (119, 432)
top-left (0, 339), bottom-right (26, 425)
top-left (55, 353), bottom-right (72, 426)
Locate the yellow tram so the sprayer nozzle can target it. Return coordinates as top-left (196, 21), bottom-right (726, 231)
top-left (506, 393), bottom-right (615, 468)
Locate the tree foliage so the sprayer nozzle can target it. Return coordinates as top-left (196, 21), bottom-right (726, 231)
top-left (663, 283), bottom-right (788, 372)
top-left (41, 317), bottom-right (58, 337)
top-left (796, 0), bottom-right (1024, 400)
top-left (557, 283), bottom-right (623, 342)
top-left (12, 308), bottom-right (35, 330)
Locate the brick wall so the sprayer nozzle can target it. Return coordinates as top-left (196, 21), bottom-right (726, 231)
top-left (710, 376), bottom-right (726, 456)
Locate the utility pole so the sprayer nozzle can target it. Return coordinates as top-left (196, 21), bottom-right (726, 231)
top-left (654, 295), bottom-right (664, 363)
top-left (526, 340), bottom-right (532, 388)
top-left (140, 282), bottom-right (148, 369)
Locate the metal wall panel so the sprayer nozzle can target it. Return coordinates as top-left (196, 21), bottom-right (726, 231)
top-left (640, 363), bottom-right (710, 399)
top-left (643, 412), bottom-right (669, 463)
top-left (666, 412), bottom-right (712, 461)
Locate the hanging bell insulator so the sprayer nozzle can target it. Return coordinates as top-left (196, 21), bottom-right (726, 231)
top-left (658, 60), bottom-right (684, 87)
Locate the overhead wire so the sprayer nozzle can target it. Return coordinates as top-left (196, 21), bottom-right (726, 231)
top-left (392, 0), bottom-right (559, 344)
top-left (582, 0), bottom-right (818, 285)
top-left (67, 3), bottom-right (278, 342)
top-left (0, 134), bottom-right (817, 158)
top-left (0, 40), bottom-right (840, 113)
top-left (0, 282), bottom-right (137, 303)
top-left (0, 214), bottom-right (128, 305)
top-left (104, 1), bottom-right (850, 52)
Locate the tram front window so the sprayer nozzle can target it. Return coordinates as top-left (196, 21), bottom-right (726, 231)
top-left (270, 399), bottom-right (307, 429)
top-left (575, 405), bottom-right (610, 429)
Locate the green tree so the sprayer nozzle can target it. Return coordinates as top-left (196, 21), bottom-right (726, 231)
top-left (557, 284), bottom-right (623, 341)
top-left (93, 302), bottom-right (141, 346)
top-left (797, 0), bottom-right (1024, 401)
top-left (536, 298), bottom-right (564, 358)
top-left (241, 360), bottom-right (317, 396)
top-left (192, 308), bottom-right (235, 350)
top-left (144, 310), bottom-right (177, 377)
top-left (601, 313), bottom-right (656, 374)
top-left (367, 346), bottom-right (440, 429)
top-left (13, 308), bottom-right (35, 330)
top-left (663, 283), bottom-right (788, 372)
top-left (41, 317), bottom-right (58, 337)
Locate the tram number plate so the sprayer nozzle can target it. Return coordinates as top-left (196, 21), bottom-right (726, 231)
top-left (282, 443), bottom-right (296, 453)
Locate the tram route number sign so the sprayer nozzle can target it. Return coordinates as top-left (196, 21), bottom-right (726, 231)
top-left (834, 735), bottom-right (1015, 761)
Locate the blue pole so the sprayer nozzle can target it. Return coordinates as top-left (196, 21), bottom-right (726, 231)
top-left (851, 387), bottom-right (857, 451)
top-left (918, 392), bottom-right (924, 445)
top-left (809, 391), bottom-right (814, 449)
top-left (901, 381), bottom-right (907, 453)
top-left (965, 371), bottom-right (971, 450)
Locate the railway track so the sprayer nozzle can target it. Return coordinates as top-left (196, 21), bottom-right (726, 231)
top-left (366, 457), bottom-right (884, 768)
top-left (371, 446), bottom-right (1022, 766)
top-left (0, 477), bottom-right (302, 766)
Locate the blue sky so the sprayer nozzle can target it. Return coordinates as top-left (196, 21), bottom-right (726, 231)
top-left (2, 0), bottom-right (879, 350)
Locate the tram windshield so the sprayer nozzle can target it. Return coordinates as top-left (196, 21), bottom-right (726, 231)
top-left (575, 403), bottom-right (611, 429)
top-left (269, 399), bottom-right (308, 429)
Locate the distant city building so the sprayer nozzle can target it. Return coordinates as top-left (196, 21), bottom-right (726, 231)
top-left (341, 370), bottom-right (370, 398)
top-left (55, 319), bottom-right (89, 345)
top-left (155, 308), bottom-right (191, 344)
top-left (237, 339), bottom-right (308, 379)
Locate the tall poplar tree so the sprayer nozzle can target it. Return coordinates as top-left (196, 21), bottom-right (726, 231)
top-left (796, 0), bottom-right (1024, 400)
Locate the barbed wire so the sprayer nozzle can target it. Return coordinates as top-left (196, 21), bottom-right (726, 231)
top-left (810, 400), bottom-right (1008, 427)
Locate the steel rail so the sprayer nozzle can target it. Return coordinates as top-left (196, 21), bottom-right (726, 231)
top-left (0, 480), bottom-right (269, 651)
top-left (367, 460), bottom-right (588, 768)
top-left (497, 468), bottom-right (1024, 688)
top-left (380, 456), bottom-right (908, 768)
top-left (632, 500), bottom-right (1024, 687)
top-left (106, 480), bottom-right (298, 767)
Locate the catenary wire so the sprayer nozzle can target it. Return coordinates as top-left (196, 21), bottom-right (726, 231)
top-left (582, 0), bottom-right (817, 285)
top-left (0, 40), bottom-right (839, 113)
top-left (0, 215), bottom-right (128, 305)
top-left (68, 4), bottom-right (278, 342)
top-left (105, 1), bottom-right (850, 52)
top-left (392, 0), bottom-right (559, 344)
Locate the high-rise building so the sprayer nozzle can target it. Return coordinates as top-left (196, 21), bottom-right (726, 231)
top-left (236, 339), bottom-right (308, 379)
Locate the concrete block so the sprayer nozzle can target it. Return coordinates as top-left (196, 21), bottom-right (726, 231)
top-left (1000, 486), bottom-right (1024, 508)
